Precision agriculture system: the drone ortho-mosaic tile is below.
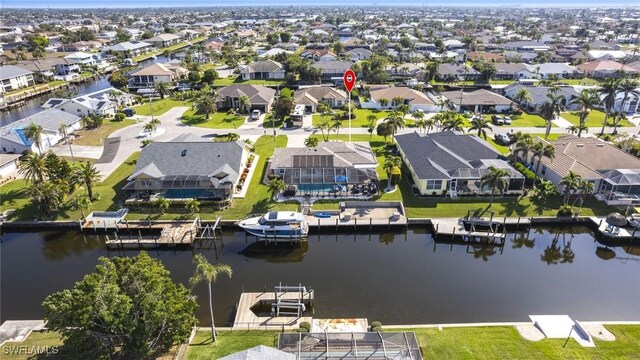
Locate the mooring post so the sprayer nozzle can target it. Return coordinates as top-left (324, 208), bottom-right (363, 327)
top-left (517, 216), bottom-right (521, 226)
top-left (452, 226), bottom-right (456, 237)
top-left (336, 218), bottom-right (338, 230)
top-left (369, 217), bottom-right (372, 230)
top-left (388, 218), bottom-right (391, 230)
top-left (354, 218), bottom-right (357, 230)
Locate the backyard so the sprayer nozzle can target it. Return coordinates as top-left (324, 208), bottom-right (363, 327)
top-left (131, 98), bottom-right (192, 117)
top-left (213, 76), bottom-right (285, 86)
top-left (72, 119), bottom-right (137, 146)
top-left (561, 109), bottom-right (634, 128)
top-left (312, 108), bottom-right (390, 128)
top-left (180, 109), bottom-right (247, 129)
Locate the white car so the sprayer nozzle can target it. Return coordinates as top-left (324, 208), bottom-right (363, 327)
top-left (251, 110), bottom-right (261, 120)
top-left (502, 116), bottom-right (512, 125)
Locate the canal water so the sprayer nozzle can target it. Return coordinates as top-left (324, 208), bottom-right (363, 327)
top-left (0, 55), bottom-right (171, 126)
top-left (1, 227), bottom-right (639, 326)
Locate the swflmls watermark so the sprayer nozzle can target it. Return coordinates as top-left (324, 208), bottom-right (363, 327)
top-left (2, 345), bottom-right (59, 355)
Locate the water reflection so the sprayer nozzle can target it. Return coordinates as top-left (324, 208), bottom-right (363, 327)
top-left (41, 232), bottom-right (104, 261)
top-left (596, 246), bottom-right (616, 260)
top-left (240, 242), bottom-right (308, 263)
top-left (511, 234), bottom-right (535, 249)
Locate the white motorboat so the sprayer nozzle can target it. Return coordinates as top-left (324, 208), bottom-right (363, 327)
top-left (238, 211), bottom-right (309, 239)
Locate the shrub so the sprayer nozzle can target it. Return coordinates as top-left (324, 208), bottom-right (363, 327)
top-left (370, 321), bottom-right (382, 328)
top-left (557, 205), bottom-right (573, 217)
top-left (371, 326), bottom-right (383, 332)
top-left (299, 321), bottom-right (311, 332)
top-left (141, 140), bottom-right (153, 148)
top-left (114, 112), bottom-right (125, 121)
top-left (512, 162), bottom-right (537, 186)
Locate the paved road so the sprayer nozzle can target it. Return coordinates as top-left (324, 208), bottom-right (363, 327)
top-left (62, 106), bottom-right (640, 179)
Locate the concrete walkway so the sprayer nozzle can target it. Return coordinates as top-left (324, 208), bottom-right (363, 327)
top-left (0, 320), bottom-right (45, 346)
top-left (50, 144), bottom-right (103, 159)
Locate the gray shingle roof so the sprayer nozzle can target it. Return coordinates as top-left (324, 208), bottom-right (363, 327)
top-left (395, 131), bottom-right (511, 180)
top-left (0, 65), bottom-right (33, 81)
top-left (217, 85), bottom-right (276, 105)
top-left (129, 140), bottom-right (246, 187)
top-left (271, 141), bottom-right (377, 169)
top-left (0, 109), bottom-right (81, 146)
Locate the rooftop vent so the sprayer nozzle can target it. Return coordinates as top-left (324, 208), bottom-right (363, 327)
top-left (181, 149), bottom-right (187, 157)
top-left (596, 143), bottom-right (604, 147)
top-left (576, 144), bottom-right (584, 147)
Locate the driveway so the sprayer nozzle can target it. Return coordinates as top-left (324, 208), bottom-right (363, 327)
top-left (50, 144), bottom-right (104, 159)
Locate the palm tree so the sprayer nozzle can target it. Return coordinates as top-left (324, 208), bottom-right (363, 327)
top-left (154, 82), bottom-right (170, 99)
top-left (598, 79), bottom-right (620, 136)
top-left (189, 254), bottom-right (232, 343)
top-left (28, 181), bottom-right (64, 217)
top-left (367, 114), bottom-right (377, 140)
top-left (194, 94), bottom-right (217, 120)
top-left (570, 89), bottom-right (600, 137)
top-left (513, 88), bottom-right (532, 110)
top-left (514, 135), bottom-right (534, 163)
top-left (238, 95), bottom-right (251, 114)
top-left (480, 166), bottom-right (509, 205)
top-left (317, 102), bottom-right (331, 122)
top-left (540, 91), bottom-right (565, 140)
top-left (379, 98), bottom-right (389, 108)
top-left (24, 122), bottom-right (45, 153)
top-left (18, 151), bottom-right (48, 183)
top-left (613, 79), bottom-right (639, 134)
top-left (385, 111), bottom-right (405, 138)
top-left (424, 118), bottom-right (436, 134)
top-left (468, 117), bottom-right (491, 139)
top-left (226, 133), bottom-right (240, 142)
top-left (411, 111), bottom-right (424, 124)
top-left (442, 115), bottom-right (465, 132)
top-left (304, 137), bottom-right (319, 147)
top-left (559, 171), bottom-right (582, 205)
top-left (143, 122), bottom-right (155, 134)
top-left (58, 122), bottom-right (75, 162)
top-left (155, 197), bottom-right (170, 214)
top-left (185, 198), bottom-right (200, 215)
top-left (383, 155), bottom-right (402, 191)
top-left (70, 193), bottom-right (91, 218)
top-left (268, 177), bottom-right (285, 199)
top-left (317, 118), bottom-right (331, 142)
top-left (72, 162), bottom-right (101, 200)
top-left (331, 118), bottom-right (343, 138)
top-left (532, 142), bottom-right (555, 175)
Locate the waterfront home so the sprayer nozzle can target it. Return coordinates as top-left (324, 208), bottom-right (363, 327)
top-left (436, 63), bottom-right (480, 82)
top-left (0, 153), bottom-right (20, 178)
top-left (41, 88), bottom-right (133, 117)
top-left (345, 48), bottom-right (372, 62)
top-left (503, 84), bottom-right (579, 113)
top-left (269, 141), bottom-right (378, 197)
top-left (63, 52), bottom-right (96, 67)
top-left (364, 86), bottom-right (437, 112)
top-left (0, 65), bottom-right (35, 94)
top-left (311, 61), bottom-right (352, 81)
top-left (216, 85), bottom-right (276, 113)
top-left (395, 131), bottom-right (525, 198)
top-left (124, 135), bottom-right (250, 203)
top-left (493, 63), bottom-right (529, 80)
top-left (240, 60), bottom-right (285, 80)
top-left (294, 86), bottom-right (348, 112)
top-left (530, 135), bottom-right (640, 205)
top-left (108, 41), bottom-right (153, 57)
top-left (577, 60), bottom-right (639, 79)
top-left (0, 109), bottom-right (81, 154)
top-left (128, 63), bottom-right (188, 90)
top-left (440, 89), bottom-right (513, 113)
top-left (145, 33), bottom-right (181, 48)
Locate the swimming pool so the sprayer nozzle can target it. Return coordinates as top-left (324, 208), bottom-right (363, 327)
top-left (297, 183), bottom-right (345, 193)
top-left (162, 189), bottom-right (212, 199)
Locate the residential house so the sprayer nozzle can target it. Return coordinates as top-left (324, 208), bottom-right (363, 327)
top-left (240, 60), bottom-right (285, 80)
top-left (0, 109), bottom-right (82, 154)
top-left (386, 63), bottom-right (421, 79)
top-left (493, 63), bottom-right (529, 80)
top-left (395, 131), bottom-right (525, 197)
top-left (0, 65), bottom-right (35, 94)
top-left (175, 30), bottom-right (200, 40)
top-left (345, 48), bottom-right (372, 62)
top-left (108, 41), bottom-right (153, 57)
top-left (257, 48), bottom-right (293, 58)
top-left (503, 84), bottom-right (579, 113)
top-left (524, 63), bottom-right (582, 80)
top-left (41, 88), bottom-right (133, 117)
top-left (145, 33), bottom-right (181, 48)
top-left (436, 64), bottom-right (480, 82)
top-left (0, 154), bottom-right (20, 178)
top-left (123, 134), bottom-right (251, 203)
top-left (294, 86), bottom-right (348, 112)
top-left (63, 52), bottom-right (96, 67)
top-left (502, 41), bottom-right (551, 52)
top-left (577, 60), bottom-right (638, 79)
top-left (311, 61), bottom-right (353, 81)
top-left (440, 89), bottom-right (513, 113)
top-left (365, 86), bottom-right (437, 112)
top-left (216, 84), bottom-right (276, 112)
top-left (128, 63), bottom-right (188, 89)
top-left (530, 135), bottom-right (640, 205)
top-left (466, 51), bottom-right (505, 63)
top-left (270, 141), bottom-right (378, 196)
top-left (587, 50), bottom-right (629, 61)
top-left (301, 49), bottom-right (337, 62)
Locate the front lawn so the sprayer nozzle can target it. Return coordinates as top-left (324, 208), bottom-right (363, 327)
top-left (181, 109), bottom-right (246, 129)
top-left (561, 109), bottom-right (633, 128)
top-left (185, 331), bottom-right (279, 360)
top-left (213, 76), bottom-right (285, 86)
top-left (312, 108), bottom-right (390, 128)
top-left (482, 113), bottom-right (550, 128)
top-left (72, 119), bottom-right (137, 146)
top-left (131, 99), bottom-right (192, 117)
top-left (556, 77), bottom-right (602, 86)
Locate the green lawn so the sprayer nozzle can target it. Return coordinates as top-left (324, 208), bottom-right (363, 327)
top-left (312, 108), bottom-right (390, 128)
top-left (131, 99), bottom-right (192, 117)
top-left (561, 109), bottom-right (633, 128)
top-left (556, 78), bottom-right (602, 86)
top-left (181, 109), bottom-right (246, 129)
top-left (3, 80), bottom-right (67, 97)
top-left (185, 331), bottom-right (279, 360)
top-left (408, 325), bottom-right (640, 359)
top-left (0, 331), bottom-right (64, 360)
top-left (481, 113), bottom-right (550, 128)
top-left (485, 136), bottom-right (510, 154)
top-left (72, 119), bottom-right (137, 146)
top-left (213, 76), bottom-right (285, 86)
top-left (131, 37), bottom-right (207, 62)
top-left (1, 153), bottom-right (139, 221)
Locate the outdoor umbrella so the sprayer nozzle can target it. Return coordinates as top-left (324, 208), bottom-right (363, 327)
top-left (605, 212), bottom-right (627, 227)
top-left (595, 246), bottom-right (616, 260)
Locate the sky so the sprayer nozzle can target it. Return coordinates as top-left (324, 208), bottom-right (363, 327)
top-left (1, 0), bottom-right (639, 9)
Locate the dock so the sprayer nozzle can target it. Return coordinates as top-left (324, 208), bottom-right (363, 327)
top-left (306, 201), bottom-right (407, 230)
top-left (233, 285), bottom-right (314, 330)
top-left (105, 218), bottom-right (199, 248)
top-left (589, 217), bottom-right (640, 240)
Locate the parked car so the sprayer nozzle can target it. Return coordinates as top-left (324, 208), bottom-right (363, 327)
top-left (491, 115), bottom-right (504, 125)
top-left (502, 116), bottom-right (512, 125)
top-left (494, 133), bottom-right (517, 146)
top-left (123, 108), bottom-right (136, 117)
top-left (251, 110), bottom-right (261, 120)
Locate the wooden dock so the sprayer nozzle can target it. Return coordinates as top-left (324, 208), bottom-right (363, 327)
top-left (233, 291), bottom-right (313, 330)
top-left (105, 218), bottom-right (198, 248)
top-left (432, 218), bottom-right (508, 241)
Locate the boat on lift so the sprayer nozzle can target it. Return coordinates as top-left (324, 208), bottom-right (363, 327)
top-left (237, 211), bottom-right (309, 239)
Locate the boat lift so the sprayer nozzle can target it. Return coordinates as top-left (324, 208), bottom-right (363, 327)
top-left (271, 283), bottom-right (314, 317)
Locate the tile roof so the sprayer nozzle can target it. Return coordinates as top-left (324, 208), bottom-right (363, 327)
top-left (294, 87), bottom-right (348, 105)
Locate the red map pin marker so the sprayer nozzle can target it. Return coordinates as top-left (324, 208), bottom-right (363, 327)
top-left (343, 69), bottom-right (356, 92)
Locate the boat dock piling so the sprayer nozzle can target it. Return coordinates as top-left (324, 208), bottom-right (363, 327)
top-left (104, 217), bottom-right (199, 248)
